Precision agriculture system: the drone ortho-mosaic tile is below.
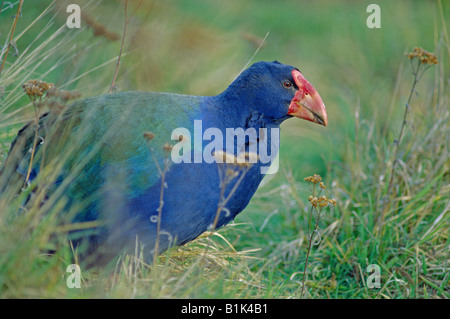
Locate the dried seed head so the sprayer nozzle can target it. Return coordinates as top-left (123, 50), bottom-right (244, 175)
top-left (22, 79), bottom-right (54, 98)
top-left (328, 199), bottom-right (337, 206)
top-left (163, 142), bottom-right (173, 152)
top-left (22, 80), bottom-right (81, 108)
top-left (143, 131), bottom-right (155, 141)
top-left (304, 174), bottom-right (322, 184)
top-left (237, 162), bottom-right (250, 168)
top-left (244, 152), bottom-right (259, 163)
top-left (234, 152), bottom-right (258, 168)
top-left (82, 12), bottom-right (121, 41)
top-left (213, 150), bottom-right (238, 164)
top-left (407, 47), bottom-right (438, 65)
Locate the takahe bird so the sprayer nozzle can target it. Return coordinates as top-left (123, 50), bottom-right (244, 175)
top-left (0, 61), bottom-right (327, 265)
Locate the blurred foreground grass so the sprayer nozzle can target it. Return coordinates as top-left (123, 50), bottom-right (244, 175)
top-left (0, 0), bottom-right (448, 298)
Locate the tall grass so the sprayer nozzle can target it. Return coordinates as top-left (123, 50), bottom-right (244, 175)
top-left (0, 0), bottom-right (449, 298)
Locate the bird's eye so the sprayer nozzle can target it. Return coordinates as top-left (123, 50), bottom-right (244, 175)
top-left (283, 80), bottom-right (292, 89)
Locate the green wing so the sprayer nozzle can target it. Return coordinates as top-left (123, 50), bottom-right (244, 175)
top-left (0, 92), bottom-right (203, 205)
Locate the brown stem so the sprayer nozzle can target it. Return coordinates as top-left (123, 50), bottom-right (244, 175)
top-left (301, 183), bottom-right (317, 298)
top-left (109, 0), bottom-right (128, 93)
top-left (0, 0), bottom-right (24, 76)
top-left (24, 99), bottom-right (41, 185)
top-left (212, 165), bottom-right (250, 231)
top-left (108, 0), bottom-right (144, 93)
top-left (379, 59), bottom-right (421, 229)
top-left (153, 150), bottom-right (170, 265)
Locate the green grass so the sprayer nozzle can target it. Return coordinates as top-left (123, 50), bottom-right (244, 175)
top-left (0, 0), bottom-right (449, 298)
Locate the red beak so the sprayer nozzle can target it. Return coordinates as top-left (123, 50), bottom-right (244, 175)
top-left (287, 70), bottom-right (327, 126)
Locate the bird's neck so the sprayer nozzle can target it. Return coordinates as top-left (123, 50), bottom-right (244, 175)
top-left (200, 93), bottom-right (281, 175)
top-left (208, 91), bottom-right (281, 131)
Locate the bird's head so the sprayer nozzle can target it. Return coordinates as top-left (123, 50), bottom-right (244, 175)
top-left (225, 61), bottom-right (327, 126)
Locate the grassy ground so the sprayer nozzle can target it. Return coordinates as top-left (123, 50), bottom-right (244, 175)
top-left (0, 0), bottom-right (448, 298)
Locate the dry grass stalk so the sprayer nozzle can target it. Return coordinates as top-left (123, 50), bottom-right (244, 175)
top-left (379, 47), bottom-right (438, 230)
top-left (301, 174), bottom-right (336, 298)
top-left (0, 0), bottom-right (24, 76)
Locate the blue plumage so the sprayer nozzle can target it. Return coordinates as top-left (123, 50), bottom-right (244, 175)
top-left (0, 61), bottom-right (327, 264)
